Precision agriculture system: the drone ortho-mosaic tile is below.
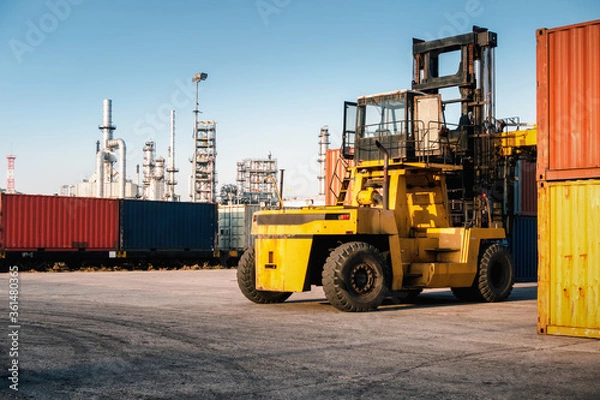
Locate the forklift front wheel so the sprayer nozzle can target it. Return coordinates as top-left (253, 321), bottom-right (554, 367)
top-left (322, 241), bottom-right (390, 312)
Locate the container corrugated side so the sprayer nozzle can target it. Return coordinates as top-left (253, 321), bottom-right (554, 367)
top-left (218, 204), bottom-right (259, 251)
top-left (537, 19), bottom-right (600, 180)
top-left (0, 193), bottom-right (119, 251)
top-left (325, 149), bottom-right (354, 206)
top-left (120, 200), bottom-right (216, 251)
top-left (538, 180), bottom-right (600, 338)
top-left (514, 160), bottom-right (537, 216)
top-left (509, 216), bottom-right (537, 282)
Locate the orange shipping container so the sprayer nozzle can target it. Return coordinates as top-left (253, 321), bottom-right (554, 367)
top-left (537, 19), bottom-right (600, 181)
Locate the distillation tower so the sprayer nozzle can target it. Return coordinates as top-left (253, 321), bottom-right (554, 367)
top-left (165, 110), bottom-right (179, 201)
top-left (74, 99), bottom-right (137, 198)
top-left (140, 110), bottom-right (178, 201)
top-left (317, 125), bottom-right (330, 196)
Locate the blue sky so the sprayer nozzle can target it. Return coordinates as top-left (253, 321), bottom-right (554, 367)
top-left (1, 0), bottom-right (598, 197)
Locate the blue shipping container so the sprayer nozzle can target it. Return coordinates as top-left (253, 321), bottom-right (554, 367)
top-left (120, 200), bottom-right (217, 251)
top-left (513, 160), bottom-right (537, 216)
top-left (509, 216), bottom-right (538, 282)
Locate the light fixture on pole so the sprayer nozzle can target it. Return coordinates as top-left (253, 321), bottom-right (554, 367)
top-left (192, 72), bottom-right (208, 115)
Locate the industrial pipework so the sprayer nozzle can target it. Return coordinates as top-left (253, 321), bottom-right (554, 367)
top-left (96, 99), bottom-right (127, 198)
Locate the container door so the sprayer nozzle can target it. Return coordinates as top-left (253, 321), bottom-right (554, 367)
top-left (539, 180), bottom-right (600, 338)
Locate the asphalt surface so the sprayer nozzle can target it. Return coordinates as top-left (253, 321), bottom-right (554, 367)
top-left (0, 269), bottom-right (599, 399)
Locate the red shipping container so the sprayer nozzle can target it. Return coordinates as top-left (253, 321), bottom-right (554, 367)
top-left (537, 19), bottom-right (600, 180)
top-left (0, 194), bottom-right (119, 251)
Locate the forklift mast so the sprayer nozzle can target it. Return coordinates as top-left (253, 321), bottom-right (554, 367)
top-left (413, 26), bottom-right (506, 228)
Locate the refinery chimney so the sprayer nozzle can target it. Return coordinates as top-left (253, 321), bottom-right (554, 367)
top-left (166, 110), bottom-right (178, 201)
top-left (317, 125), bottom-right (330, 196)
top-left (6, 154), bottom-right (16, 194)
top-left (96, 99), bottom-right (127, 198)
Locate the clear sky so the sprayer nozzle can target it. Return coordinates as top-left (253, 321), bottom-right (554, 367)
top-left (0, 0), bottom-right (598, 198)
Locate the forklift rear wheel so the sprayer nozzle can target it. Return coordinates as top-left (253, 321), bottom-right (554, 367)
top-left (322, 242), bottom-right (390, 312)
top-left (477, 244), bottom-right (514, 302)
top-left (237, 246), bottom-right (292, 304)
top-left (451, 243), bottom-right (514, 302)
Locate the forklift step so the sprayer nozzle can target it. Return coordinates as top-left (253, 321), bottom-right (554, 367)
top-left (425, 247), bottom-right (460, 252)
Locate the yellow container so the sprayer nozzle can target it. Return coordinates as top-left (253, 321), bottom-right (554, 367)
top-left (538, 180), bottom-right (600, 338)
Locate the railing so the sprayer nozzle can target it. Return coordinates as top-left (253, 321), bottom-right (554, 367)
top-left (328, 156), bottom-right (350, 205)
top-left (355, 119), bottom-right (469, 166)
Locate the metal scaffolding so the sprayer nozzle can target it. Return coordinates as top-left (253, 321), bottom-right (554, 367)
top-left (236, 153), bottom-right (277, 204)
top-left (191, 120), bottom-right (217, 203)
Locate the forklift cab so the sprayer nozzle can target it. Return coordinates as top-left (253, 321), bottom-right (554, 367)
top-left (342, 90), bottom-right (444, 163)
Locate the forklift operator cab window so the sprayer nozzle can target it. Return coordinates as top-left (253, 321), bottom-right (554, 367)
top-left (359, 99), bottom-right (407, 139)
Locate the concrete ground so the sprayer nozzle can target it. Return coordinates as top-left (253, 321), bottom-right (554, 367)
top-left (0, 269), bottom-right (598, 399)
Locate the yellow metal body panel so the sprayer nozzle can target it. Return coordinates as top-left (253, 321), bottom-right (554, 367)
top-left (538, 180), bottom-right (600, 338)
top-left (252, 207), bottom-right (398, 292)
top-left (255, 237), bottom-right (312, 292)
top-left (408, 262), bottom-right (472, 288)
top-left (461, 228), bottom-right (506, 264)
top-left (351, 166), bottom-right (452, 237)
top-left (393, 227), bottom-right (505, 290)
top-left (500, 128), bottom-right (537, 156)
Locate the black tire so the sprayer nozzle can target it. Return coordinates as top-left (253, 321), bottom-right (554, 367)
top-left (322, 242), bottom-right (390, 312)
top-left (236, 247), bottom-right (292, 304)
top-left (477, 244), bottom-right (514, 302)
top-left (451, 243), bottom-right (514, 302)
top-left (451, 286), bottom-right (482, 302)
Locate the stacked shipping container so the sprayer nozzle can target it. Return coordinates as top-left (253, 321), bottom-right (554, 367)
top-left (510, 159), bottom-right (538, 282)
top-left (537, 19), bottom-right (600, 338)
top-left (514, 159), bottom-right (537, 216)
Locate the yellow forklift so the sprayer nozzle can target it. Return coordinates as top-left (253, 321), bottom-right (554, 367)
top-left (238, 27), bottom-right (533, 311)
